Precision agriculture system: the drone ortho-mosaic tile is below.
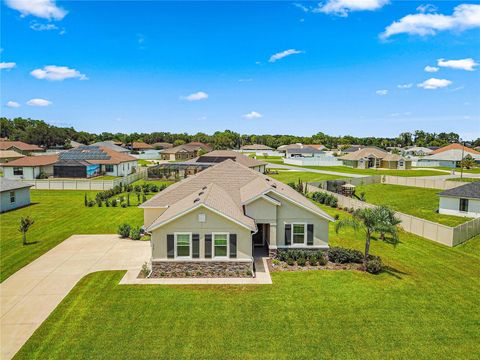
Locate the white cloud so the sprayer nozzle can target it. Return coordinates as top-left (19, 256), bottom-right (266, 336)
top-left (397, 83), bottom-right (413, 89)
top-left (242, 111), bottom-right (263, 120)
top-left (437, 58), bottom-right (478, 71)
top-left (375, 89), bottom-right (388, 96)
top-left (30, 22), bottom-right (58, 31)
top-left (27, 98), bottom-right (52, 106)
top-left (0, 62), bottom-right (16, 70)
top-left (30, 65), bottom-right (88, 81)
top-left (182, 91), bottom-right (208, 101)
top-left (424, 65), bottom-right (439, 73)
top-left (6, 101), bottom-right (20, 108)
top-left (417, 78), bottom-right (452, 89)
top-left (380, 4), bottom-right (480, 39)
top-left (5, 0), bottom-right (67, 20)
top-left (293, 3), bottom-right (309, 12)
top-left (416, 4), bottom-right (438, 14)
top-left (269, 49), bottom-right (303, 63)
top-left (315, 0), bottom-right (389, 17)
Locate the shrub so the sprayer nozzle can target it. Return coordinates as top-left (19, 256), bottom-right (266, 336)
top-left (334, 214), bottom-right (340, 220)
top-left (121, 202), bottom-right (127, 208)
top-left (286, 258), bottom-right (295, 266)
top-left (365, 255), bottom-right (384, 274)
top-left (142, 194), bottom-right (147, 203)
top-left (130, 226), bottom-right (142, 240)
top-left (272, 259), bottom-right (280, 266)
top-left (140, 262), bottom-right (150, 277)
top-left (329, 197), bottom-right (338, 208)
top-left (84, 193), bottom-right (88, 207)
top-left (96, 198), bottom-right (103, 207)
top-left (297, 257), bottom-right (306, 266)
top-left (328, 247), bottom-right (363, 264)
top-left (36, 170), bottom-right (48, 179)
top-left (150, 184), bottom-right (159, 192)
top-left (111, 199), bottom-right (118, 207)
top-left (105, 198), bottom-right (110, 207)
top-left (308, 255), bottom-right (318, 266)
top-left (87, 200), bottom-right (96, 207)
top-left (276, 250), bottom-right (289, 262)
top-left (118, 223), bottom-right (131, 238)
top-left (134, 185), bottom-right (142, 192)
top-left (318, 254), bottom-right (328, 266)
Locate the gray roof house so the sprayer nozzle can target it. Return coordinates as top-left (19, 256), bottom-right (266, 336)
top-left (141, 159), bottom-right (334, 277)
top-left (0, 178), bottom-right (33, 213)
top-left (90, 141), bottom-right (130, 153)
top-left (438, 182), bottom-right (480, 218)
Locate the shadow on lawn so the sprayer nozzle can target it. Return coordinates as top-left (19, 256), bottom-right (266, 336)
top-left (382, 265), bottom-right (408, 279)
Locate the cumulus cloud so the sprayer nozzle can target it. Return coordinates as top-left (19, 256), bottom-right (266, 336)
top-left (242, 111), bottom-right (263, 120)
top-left (30, 65), bottom-right (88, 81)
top-left (269, 49), bottom-right (303, 63)
top-left (30, 22), bottom-right (58, 31)
top-left (424, 65), bottom-right (439, 73)
top-left (315, 0), bottom-right (389, 17)
top-left (182, 91), bottom-right (208, 101)
top-left (397, 83), bottom-right (413, 89)
top-left (416, 4), bottom-right (438, 14)
top-left (417, 78), bottom-right (452, 89)
top-left (27, 98), bottom-right (52, 106)
top-left (6, 101), bottom-right (20, 108)
top-left (375, 89), bottom-right (388, 96)
top-left (437, 58), bottom-right (478, 71)
top-left (380, 4), bottom-right (480, 39)
top-left (5, 0), bottom-right (67, 20)
top-left (0, 62), bottom-right (16, 70)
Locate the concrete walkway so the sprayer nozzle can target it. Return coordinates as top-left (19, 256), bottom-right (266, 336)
top-left (267, 163), bottom-right (366, 178)
top-left (0, 235), bottom-right (150, 360)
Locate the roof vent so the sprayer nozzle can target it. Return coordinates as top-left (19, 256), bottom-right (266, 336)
top-left (271, 184), bottom-right (277, 188)
top-left (198, 191), bottom-right (204, 196)
top-left (202, 186), bottom-right (207, 190)
top-left (194, 198), bottom-right (200, 203)
top-left (265, 178), bottom-right (270, 182)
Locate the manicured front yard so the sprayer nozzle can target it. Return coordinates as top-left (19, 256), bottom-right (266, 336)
top-left (270, 170), bottom-right (347, 184)
top-left (0, 180), bottom-right (171, 282)
top-left (446, 177), bottom-right (480, 182)
top-left (355, 183), bottom-right (471, 227)
top-left (15, 204), bottom-right (480, 359)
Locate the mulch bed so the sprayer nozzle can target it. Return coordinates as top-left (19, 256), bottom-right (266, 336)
top-left (267, 259), bottom-right (364, 272)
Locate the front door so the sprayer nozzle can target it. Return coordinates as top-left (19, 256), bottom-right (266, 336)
top-left (253, 224), bottom-right (264, 247)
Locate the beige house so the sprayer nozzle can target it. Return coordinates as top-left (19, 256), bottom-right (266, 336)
top-left (0, 140), bottom-right (44, 155)
top-left (187, 150), bottom-right (267, 173)
top-left (0, 150), bottom-right (25, 164)
top-left (340, 147), bottom-right (411, 170)
top-left (161, 142), bottom-right (211, 161)
top-left (141, 160), bottom-right (334, 276)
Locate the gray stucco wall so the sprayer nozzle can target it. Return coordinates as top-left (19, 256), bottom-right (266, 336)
top-left (439, 196), bottom-right (480, 218)
top-left (0, 188), bottom-right (31, 213)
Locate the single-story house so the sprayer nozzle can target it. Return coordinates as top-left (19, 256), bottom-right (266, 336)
top-left (54, 146), bottom-right (138, 177)
top-left (438, 182), bottom-right (480, 218)
top-left (188, 150), bottom-right (267, 173)
top-left (286, 147), bottom-right (326, 158)
top-left (284, 147), bottom-right (342, 167)
top-left (131, 141), bottom-right (154, 151)
top-left (415, 144), bottom-right (480, 168)
top-left (152, 142), bottom-right (173, 150)
top-left (0, 140), bottom-right (44, 155)
top-left (141, 159), bottom-right (334, 277)
top-left (339, 145), bottom-right (365, 154)
top-left (0, 178), bottom-right (33, 213)
top-left (278, 143), bottom-right (326, 154)
top-left (90, 141), bottom-right (130, 153)
top-left (0, 150), bottom-right (25, 163)
top-left (403, 146), bottom-right (433, 157)
top-left (161, 142), bottom-right (211, 161)
top-left (240, 144), bottom-right (273, 152)
top-left (2, 154), bottom-right (59, 180)
top-left (340, 147), bottom-right (411, 169)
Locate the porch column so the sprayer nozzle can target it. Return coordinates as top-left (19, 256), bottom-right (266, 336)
top-left (268, 222), bottom-right (277, 257)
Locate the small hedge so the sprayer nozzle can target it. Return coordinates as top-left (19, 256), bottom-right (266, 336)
top-left (365, 255), bottom-right (384, 274)
top-left (327, 247), bottom-right (363, 264)
top-left (311, 191), bottom-right (338, 208)
top-left (118, 223), bottom-right (131, 238)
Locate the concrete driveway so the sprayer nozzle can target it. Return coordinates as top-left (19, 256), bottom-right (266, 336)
top-left (0, 234), bottom-right (150, 360)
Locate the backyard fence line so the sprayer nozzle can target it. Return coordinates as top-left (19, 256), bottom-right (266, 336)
top-left (306, 184), bottom-right (479, 247)
top-left (22, 169), bottom-right (148, 191)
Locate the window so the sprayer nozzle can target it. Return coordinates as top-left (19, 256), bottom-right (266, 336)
top-left (105, 164), bottom-right (114, 172)
top-left (459, 198), bottom-right (469, 213)
top-left (13, 167), bottom-right (23, 176)
top-left (175, 233), bottom-right (191, 258)
top-left (9, 191), bottom-right (15, 203)
top-left (213, 233), bottom-right (228, 257)
top-left (292, 224), bottom-right (306, 245)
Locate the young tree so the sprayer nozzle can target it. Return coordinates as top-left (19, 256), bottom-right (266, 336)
top-left (460, 155), bottom-right (476, 170)
top-left (19, 216), bottom-right (35, 245)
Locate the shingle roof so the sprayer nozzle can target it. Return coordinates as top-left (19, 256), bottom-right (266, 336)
top-left (0, 178), bottom-right (33, 192)
top-left (438, 181), bottom-right (480, 199)
top-left (152, 142), bottom-right (173, 149)
top-left (240, 144), bottom-right (273, 150)
top-left (142, 159), bottom-right (334, 231)
top-left (0, 140), bottom-right (43, 151)
top-left (90, 141), bottom-right (130, 153)
top-left (286, 147), bottom-right (324, 154)
top-left (191, 150), bottom-right (266, 168)
top-left (132, 141), bottom-right (154, 150)
top-left (431, 144), bottom-right (480, 155)
top-left (2, 154), bottom-right (59, 167)
top-left (0, 150), bottom-right (25, 159)
top-left (161, 142), bottom-right (211, 154)
top-left (339, 147), bottom-right (387, 161)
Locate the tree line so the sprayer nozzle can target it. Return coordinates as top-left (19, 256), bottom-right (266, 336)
top-left (1, 117), bottom-right (478, 150)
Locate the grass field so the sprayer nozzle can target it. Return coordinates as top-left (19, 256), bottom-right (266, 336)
top-left (446, 177), bottom-right (480, 182)
top-left (269, 170), bottom-right (347, 184)
top-left (91, 175), bottom-right (119, 180)
top-left (355, 183), bottom-right (471, 227)
top-left (15, 204), bottom-right (480, 359)
top-left (0, 180), bottom-right (170, 282)
top-left (415, 166), bottom-right (480, 174)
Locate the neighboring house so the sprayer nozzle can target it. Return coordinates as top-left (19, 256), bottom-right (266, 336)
top-left (141, 160), bottom-right (334, 276)
top-left (438, 182), bottom-right (480, 218)
top-left (339, 145), bottom-right (365, 154)
top-left (69, 140), bottom-right (85, 148)
top-left (0, 178), bottom-right (33, 213)
top-left (403, 146), bottom-right (433, 157)
top-left (339, 147), bottom-right (411, 169)
top-left (284, 147), bottom-right (342, 167)
top-left (54, 146), bottom-right (138, 177)
top-left (90, 141), bottom-right (130, 153)
top-left (240, 144), bottom-right (273, 152)
top-left (278, 143), bottom-right (326, 154)
top-left (0, 140), bottom-right (44, 155)
top-left (2, 155), bottom-right (59, 180)
top-left (188, 150), bottom-right (267, 173)
top-left (415, 144), bottom-right (480, 168)
top-left (131, 141), bottom-right (154, 151)
top-left (152, 142), bottom-right (173, 150)
top-left (161, 142), bottom-right (211, 161)
top-left (286, 147), bottom-right (325, 158)
top-left (0, 150), bottom-right (25, 163)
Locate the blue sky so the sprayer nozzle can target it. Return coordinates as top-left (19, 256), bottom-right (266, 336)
top-left (1, 0), bottom-right (479, 139)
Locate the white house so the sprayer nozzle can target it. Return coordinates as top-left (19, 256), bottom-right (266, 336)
top-left (416, 144), bottom-right (480, 168)
top-left (0, 178), bottom-right (33, 213)
top-left (284, 146), bottom-right (342, 166)
top-left (438, 182), bottom-right (480, 218)
top-left (2, 154), bottom-right (59, 180)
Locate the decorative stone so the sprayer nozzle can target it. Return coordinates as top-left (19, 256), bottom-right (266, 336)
top-left (150, 261), bottom-right (253, 278)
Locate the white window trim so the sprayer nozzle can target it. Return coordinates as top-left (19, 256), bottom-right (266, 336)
top-left (9, 191), bottom-right (16, 204)
top-left (212, 232), bottom-right (229, 259)
top-left (174, 232), bottom-right (192, 259)
top-left (291, 222), bottom-right (307, 246)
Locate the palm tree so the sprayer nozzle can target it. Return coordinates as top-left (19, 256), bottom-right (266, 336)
top-left (19, 216), bottom-right (35, 245)
top-left (376, 205), bottom-right (401, 242)
top-left (335, 206), bottom-right (400, 260)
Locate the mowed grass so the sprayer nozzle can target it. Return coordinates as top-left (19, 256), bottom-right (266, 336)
top-left (419, 166), bottom-right (480, 174)
top-left (355, 183), bottom-right (471, 227)
top-left (15, 204), bottom-right (480, 359)
top-left (0, 180), bottom-right (170, 282)
top-left (270, 170), bottom-right (347, 183)
top-left (446, 177), bottom-right (480, 182)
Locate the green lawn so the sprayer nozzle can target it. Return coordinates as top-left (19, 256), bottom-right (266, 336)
top-left (15, 204), bottom-right (480, 359)
top-left (415, 166), bottom-right (480, 174)
top-left (255, 155), bottom-right (284, 164)
top-left (446, 177), bottom-right (480, 182)
top-left (270, 170), bottom-right (347, 184)
top-left (355, 183), bottom-right (471, 227)
top-left (0, 180), bottom-right (171, 282)
top-left (91, 175), bottom-right (119, 180)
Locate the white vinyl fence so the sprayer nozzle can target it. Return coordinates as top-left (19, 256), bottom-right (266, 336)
top-left (22, 169), bottom-right (148, 190)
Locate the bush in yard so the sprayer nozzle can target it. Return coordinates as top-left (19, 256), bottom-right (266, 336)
top-left (111, 199), bottom-right (118, 207)
top-left (150, 184), bottom-right (159, 192)
top-left (142, 194), bottom-right (147, 203)
top-left (134, 185), bottom-right (142, 193)
top-left (276, 250), bottom-right (289, 262)
top-left (105, 198), bottom-right (110, 207)
top-left (365, 255), bottom-right (384, 274)
top-left (297, 257), bottom-right (306, 266)
top-left (329, 197), bottom-right (338, 208)
top-left (328, 247), bottom-right (363, 264)
top-left (140, 262), bottom-right (150, 277)
top-left (286, 258), bottom-right (295, 266)
top-left (121, 202), bottom-right (127, 208)
top-left (308, 255), bottom-right (318, 266)
top-left (19, 216), bottom-right (35, 245)
top-left (318, 254), bottom-right (328, 266)
top-left (84, 193), bottom-right (88, 207)
top-left (118, 223), bottom-right (131, 238)
top-left (87, 200), bottom-right (96, 207)
top-left (130, 226), bottom-right (142, 240)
